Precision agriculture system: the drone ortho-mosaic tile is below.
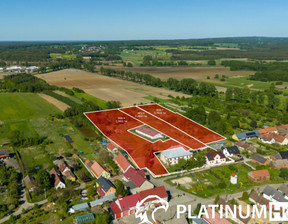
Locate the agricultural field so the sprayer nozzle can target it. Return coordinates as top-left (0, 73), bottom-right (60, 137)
top-left (50, 53), bottom-right (76, 59)
top-left (37, 69), bottom-right (191, 106)
top-left (104, 65), bottom-right (254, 81)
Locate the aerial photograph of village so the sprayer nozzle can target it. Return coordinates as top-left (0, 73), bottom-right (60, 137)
top-left (1, 0), bottom-right (288, 223)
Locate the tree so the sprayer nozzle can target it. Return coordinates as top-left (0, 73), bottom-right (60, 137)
top-left (98, 149), bottom-right (109, 163)
top-left (114, 179), bottom-right (128, 197)
top-left (186, 106), bottom-right (207, 125)
top-left (208, 60), bottom-right (216, 66)
top-left (225, 87), bottom-right (233, 101)
top-left (279, 168), bottom-right (288, 179)
top-left (37, 170), bottom-right (51, 189)
top-left (250, 120), bottom-right (257, 129)
top-left (241, 191), bottom-right (249, 201)
top-left (106, 101), bottom-right (122, 109)
top-left (214, 195), bottom-right (220, 204)
top-left (208, 111), bottom-right (221, 129)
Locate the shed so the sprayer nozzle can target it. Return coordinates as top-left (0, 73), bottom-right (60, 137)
top-left (73, 213), bottom-right (94, 224)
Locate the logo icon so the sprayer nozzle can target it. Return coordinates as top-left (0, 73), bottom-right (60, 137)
top-left (135, 195), bottom-right (169, 224)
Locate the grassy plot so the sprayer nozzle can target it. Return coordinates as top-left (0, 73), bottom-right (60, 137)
top-left (5, 120), bottom-right (36, 137)
top-left (50, 53), bottom-right (76, 59)
top-left (74, 92), bottom-right (107, 109)
top-left (0, 93), bottom-right (60, 121)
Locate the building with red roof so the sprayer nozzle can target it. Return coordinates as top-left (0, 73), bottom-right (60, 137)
top-left (90, 161), bottom-right (111, 179)
top-left (84, 159), bottom-right (93, 168)
top-left (107, 143), bottom-right (118, 153)
top-left (258, 127), bottom-right (278, 135)
top-left (203, 207), bottom-right (232, 224)
top-left (109, 186), bottom-right (168, 219)
top-left (123, 167), bottom-right (154, 194)
top-left (248, 169), bottom-right (270, 182)
top-left (135, 126), bottom-right (163, 140)
top-left (115, 154), bottom-right (132, 173)
top-left (50, 168), bottom-right (66, 189)
top-left (0, 150), bottom-right (9, 159)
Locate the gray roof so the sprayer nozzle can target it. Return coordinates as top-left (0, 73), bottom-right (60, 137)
top-left (90, 193), bottom-right (116, 207)
top-left (263, 186), bottom-right (288, 202)
top-left (236, 130), bottom-right (259, 140)
top-left (96, 176), bottom-right (115, 193)
top-left (252, 154), bottom-right (267, 164)
top-left (279, 184), bottom-right (288, 195)
top-left (273, 153), bottom-right (282, 160)
top-left (161, 146), bottom-right (192, 159)
top-left (71, 202), bottom-right (89, 211)
top-left (192, 218), bottom-right (209, 224)
top-left (225, 146), bottom-right (240, 154)
top-left (124, 181), bottom-right (137, 190)
top-left (0, 150), bottom-right (9, 157)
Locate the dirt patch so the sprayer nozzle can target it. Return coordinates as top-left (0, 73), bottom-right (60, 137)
top-left (37, 69), bottom-right (191, 106)
top-left (103, 65), bottom-right (254, 81)
top-left (38, 93), bottom-right (69, 112)
top-left (171, 177), bottom-right (192, 185)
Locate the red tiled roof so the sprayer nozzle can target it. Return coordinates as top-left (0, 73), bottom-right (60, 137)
top-left (90, 161), bottom-right (104, 178)
top-left (59, 163), bottom-right (69, 173)
top-left (118, 193), bottom-right (141, 212)
top-left (258, 127), bottom-right (277, 134)
top-left (110, 201), bottom-right (122, 214)
top-left (136, 126), bottom-right (161, 137)
top-left (63, 170), bottom-right (75, 179)
top-left (250, 169), bottom-right (270, 178)
top-left (139, 186), bottom-right (168, 203)
top-left (107, 144), bottom-right (116, 151)
top-left (231, 173), bottom-right (236, 177)
top-left (84, 159), bottom-right (93, 168)
top-left (124, 167), bottom-right (146, 187)
top-left (167, 144), bottom-right (188, 151)
top-left (49, 168), bottom-right (63, 188)
top-left (115, 154), bottom-right (131, 172)
top-left (203, 207), bottom-right (232, 224)
top-left (97, 186), bottom-right (106, 197)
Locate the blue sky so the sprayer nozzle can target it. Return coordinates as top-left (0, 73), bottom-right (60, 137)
top-left (0, 0), bottom-right (287, 41)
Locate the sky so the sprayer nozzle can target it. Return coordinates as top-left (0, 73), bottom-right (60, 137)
top-left (0, 0), bottom-right (287, 41)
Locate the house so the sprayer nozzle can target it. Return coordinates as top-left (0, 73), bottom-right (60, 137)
top-left (230, 173), bottom-right (237, 185)
top-left (192, 218), bottom-right (209, 224)
top-left (217, 198), bottom-right (251, 224)
top-left (278, 184), bottom-right (288, 199)
top-left (123, 167), bottom-right (154, 194)
top-left (205, 151), bottom-right (226, 166)
top-left (115, 154), bottom-right (132, 173)
top-left (0, 150), bottom-right (9, 159)
top-left (90, 161), bottom-right (110, 179)
top-left (160, 145), bottom-right (193, 165)
top-left (271, 159), bottom-right (288, 169)
top-left (258, 134), bottom-right (275, 144)
top-left (50, 168), bottom-right (66, 189)
top-left (73, 213), bottom-right (95, 224)
top-left (249, 191), bottom-right (270, 208)
top-left (277, 124), bottom-right (288, 135)
top-left (109, 186), bottom-right (167, 219)
top-left (232, 130), bottom-right (259, 141)
top-left (96, 176), bottom-right (116, 196)
top-left (84, 159), bottom-right (93, 168)
top-left (23, 175), bottom-right (37, 192)
top-left (135, 126), bottom-right (163, 140)
top-left (203, 207), bottom-right (232, 224)
top-left (258, 127), bottom-right (278, 135)
top-left (235, 141), bottom-right (256, 153)
top-left (107, 144), bottom-right (117, 153)
top-left (222, 146), bottom-right (240, 157)
top-left (59, 162), bottom-right (71, 174)
top-left (262, 185), bottom-right (288, 202)
top-left (251, 154), bottom-right (270, 165)
top-left (248, 169), bottom-right (270, 182)
top-left (69, 202), bottom-right (90, 213)
top-left (270, 151), bottom-right (288, 161)
top-left (63, 170), bottom-right (76, 181)
top-left (259, 133), bottom-right (288, 145)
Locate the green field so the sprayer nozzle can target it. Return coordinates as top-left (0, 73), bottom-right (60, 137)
top-left (74, 92), bottom-right (108, 109)
top-left (0, 93), bottom-right (60, 121)
top-left (50, 53), bottom-right (76, 59)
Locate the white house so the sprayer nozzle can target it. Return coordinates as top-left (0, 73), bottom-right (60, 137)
top-left (160, 145), bottom-right (193, 165)
top-left (230, 173), bottom-right (237, 185)
top-left (135, 126), bottom-right (163, 140)
top-left (205, 151), bottom-right (226, 166)
top-left (223, 146), bottom-right (240, 157)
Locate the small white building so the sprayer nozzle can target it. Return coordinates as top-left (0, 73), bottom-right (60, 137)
top-left (230, 173), bottom-right (237, 184)
top-left (160, 145), bottom-right (193, 165)
top-left (205, 151), bottom-right (226, 166)
top-left (135, 126), bottom-right (163, 140)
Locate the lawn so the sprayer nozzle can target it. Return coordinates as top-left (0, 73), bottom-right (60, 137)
top-left (5, 120), bottom-right (36, 137)
top-left (0, 93), bottom-right (60, 121)
top-left (74, 92), bottom-right (108, 109)
top-left (50, 53), bottom-right (76, 59)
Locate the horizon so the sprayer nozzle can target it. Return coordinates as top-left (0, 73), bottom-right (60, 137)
top-left (1, 0), bottom-right (288, 41)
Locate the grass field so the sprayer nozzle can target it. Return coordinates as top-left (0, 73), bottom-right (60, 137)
top-left (0, 93), bottom-right (60, 121)
top-left (74, 92), bottom-right (108, 109)
top-left (37, 69), bottom-right (191, 106)
top-left (50, 53), bottom-right (76, 59)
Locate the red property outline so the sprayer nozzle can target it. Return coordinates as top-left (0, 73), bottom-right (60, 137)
top-left (84, 104), bottom-right (225, 176)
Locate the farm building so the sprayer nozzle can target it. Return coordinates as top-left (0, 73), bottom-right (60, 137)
top-left (123, 167), bottom-right (154, 194)
top-left (90, 161), bottom-right (110, 179)
top-left (251, 154), bottom-right (270, 165)
top-left (96, 176), bottom-right (116, 196)
top-left (135, 126), bottom-right (163, 140)
top-left (205, 151), bottom-right (226, 166)
top-left (23, 175), bottom-right (37, 192)
top-left (73, 213), bottom-right (94, 224)
top-left (160, 145), bottom-right (193, 165)
top-left (248, 169), bottom-right (270, 182)
top-left (115, 153), bottom-right (132, 173)
top-left (222, 146), bottom-right (240, 157)
top-left (69, 202), bottom-right (90, 213)
top-left (109, 186), bottom-right (167, 219)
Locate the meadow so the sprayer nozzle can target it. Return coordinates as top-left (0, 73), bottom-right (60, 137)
top-left (50, 53), bottom-right (76, 59)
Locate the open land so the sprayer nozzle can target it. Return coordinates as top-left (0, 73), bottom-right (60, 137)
top-left (85, 104), bottom-right (224, 176)
top-left (37, 69), bottom-right (191, 106)
top-left (38, 93), bottom-right (69, 112)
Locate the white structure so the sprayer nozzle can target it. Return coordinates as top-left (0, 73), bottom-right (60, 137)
top-left (25, 66), bottom-right (39, 72)
top-left (160, 145), bottom-right (193, 165)
top-left (205, 151), bottom-right (226, 166)
top-left (222, 146), bottom-right (240, 157)
top-left (135, 126), bottom-right (163, 140)
top-left (6, 66), bottom-right (24, 72)
top-left (230, 173), bottom-right (237, 184)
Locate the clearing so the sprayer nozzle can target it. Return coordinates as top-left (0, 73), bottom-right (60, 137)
top-left (37, 69), bottom-right (191, 106)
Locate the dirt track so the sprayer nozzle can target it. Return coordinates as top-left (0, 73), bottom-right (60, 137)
top-left (37, 69), bottom-right (191, 106)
